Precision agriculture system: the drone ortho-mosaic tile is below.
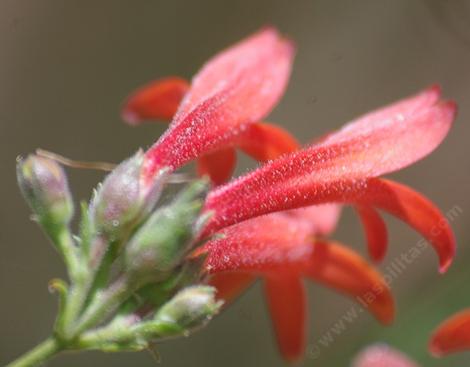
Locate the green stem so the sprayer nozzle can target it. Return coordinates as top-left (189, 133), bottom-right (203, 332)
top-left (58, 280), bottom-right (87, 337)
top-left (56, 228), bottom-right (80, 280)
top-left (72, 275), bottom-right (136, 336)
top-left (77, 319), bottom-right (170, 350)
top-left (77, 319), bottom-right (141, 350)
top-left (45, 226), bottom-right (79, 282)
top-left (6, 337), bottom-right (61, 367)
top-left (58, 236), bottom-right (108, 338)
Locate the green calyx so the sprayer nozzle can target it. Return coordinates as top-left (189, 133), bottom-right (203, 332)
top-left (124, 179), bottom-right (209, 280)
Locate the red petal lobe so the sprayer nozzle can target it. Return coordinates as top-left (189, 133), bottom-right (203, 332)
top-left (122, 77), bottom-right (189, 124)
top-left (356, 179), bottom-right (456, 273)
top-left (430, 309), bottom-right (470, 356)
top-left (355, 205), bottom-right (388, 262)
top-left (264, 275), bottom-right (307, 362)
top-left (305, 240), bottom-right (394, 324)
top-left (197, 148), bottom-right (237, 186)
top-left (237, 122), bottom-right (300, 161)
top-left (209, 272), bottom-right (255, 303)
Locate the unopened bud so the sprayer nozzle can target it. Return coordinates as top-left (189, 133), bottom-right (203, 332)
top-left (90, 150), bottom-right (168, 239)
top-left (124, 179), bottom-right (208, 279)
top-left (17, 155), bottom-right (74, 228)
top-left (153, 285), bottom-right (222, 334)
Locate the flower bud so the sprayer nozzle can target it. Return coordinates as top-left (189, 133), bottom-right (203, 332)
top-left (124, 179), bottom-right (208, 279)
top-left (17, 155), bottom-right (74, 228)
top-left (137, 255), bottom-right (207, 308)
top-left (90, 150), bottom-right (168, 240)
top-left (153, 285), bottom-right (222, 334)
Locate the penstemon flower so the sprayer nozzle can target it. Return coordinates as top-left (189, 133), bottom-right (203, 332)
top-left (122, 28), bottom-right (457, 361)
top-left (8, 27), bottom-right (457, 366)
top-left (198, 205), bottom-right (394, 362)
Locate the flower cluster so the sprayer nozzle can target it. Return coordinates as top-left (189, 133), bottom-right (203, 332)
top-left (11, 27), bottom-right (463, 366)
top-left (121, 27), bottom-right (457, 361)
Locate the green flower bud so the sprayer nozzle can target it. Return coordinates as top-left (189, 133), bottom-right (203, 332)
top-left (17, 155), bottom-right (74, 228)
top-left (153, 285), bottom-right (222, 334)
top-left (137, 256), bottom-right (207, 308)
top-left (90, 150), bottom-right (168, 240)
top-left (124, 179), bottom-right (208, 280)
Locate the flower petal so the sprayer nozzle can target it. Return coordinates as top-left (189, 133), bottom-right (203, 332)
top-left (355, 205), bottom-right (388, 262)
top-left (204, 176), bottom-right (455, 273)
top-left (200, 214), bottom-right (393, 324)
top-left (209, 272), bottom-right (255, 303)
top-left (197, 148), bottom-right (237, 186)
top-left (264, 275), bottom-right (307, 362)
top-left (202, 213), bottom-right (315, 274)
top-left (204, 89), bottom-right (455, 233)
top-left (144, 27), bottom-right (295, 178)
top-left (353, 344), bottom-right (420, 367)
top-left (237, 122), bottom-right (299, 161)
top-left (195, 122), bottom-right (298, 185)
top-left (305, 240), bottom-right (394, 324)
top-left (322, 85), bottom-right (442, 146)
top-left (284, 204), bottom-right (342, 236)
top-left (429, 309), bottom-right (470, 356)
top-left (356, 179), bottom-right (456, 273)
top-left (121, 77), bottom-right (189, 124)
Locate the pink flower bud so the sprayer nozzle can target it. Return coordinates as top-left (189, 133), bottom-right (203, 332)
top-left (90, 150), bottom-right (168, 240)
top-left (17, 155), bottom-right (74, 228)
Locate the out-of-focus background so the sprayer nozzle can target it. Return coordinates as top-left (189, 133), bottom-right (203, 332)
top-left (1, 1), bottom-right (470, 366)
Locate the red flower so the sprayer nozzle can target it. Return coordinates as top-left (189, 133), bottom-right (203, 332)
top-left (353, 345), bottom-right (419, 367)
top-left (123, 27), bottom-right (298, 185)
top-left (429, 309), bottom-right (470, 356)
top-left (201, 86), bottom-right (456, 272)
top-left (196, 205), bottom-right (394, 362)
top-left (122, 27), bottom-right (457, 361)
top-left (140, 28), bottom-right (295, 182)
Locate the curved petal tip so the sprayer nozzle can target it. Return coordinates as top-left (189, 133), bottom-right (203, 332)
top-left (429, 309), bottom-right (470, 357)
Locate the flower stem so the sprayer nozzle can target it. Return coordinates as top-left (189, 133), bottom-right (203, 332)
top-left (6, 337), bottom-right (61, 367)
top-left (72, 275), bottom-right (136, 336)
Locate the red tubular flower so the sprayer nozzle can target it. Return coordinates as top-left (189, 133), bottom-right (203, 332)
top-left (141, 27), bottom-right (295, 181)
top-left (122, 28), bottom-right (298, 185)
top-left (195, 206), bottom-right (393, 362)
top-left (429, 309), bottom-right (470, 356)
top-left (352, 345), bottom-right (419, 367)
top-left (203, 86), bottom-right (456, 272)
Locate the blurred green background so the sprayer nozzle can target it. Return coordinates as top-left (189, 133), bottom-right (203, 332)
top-left (1, 0), bottom-right (470, 366)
